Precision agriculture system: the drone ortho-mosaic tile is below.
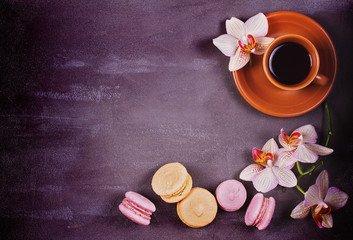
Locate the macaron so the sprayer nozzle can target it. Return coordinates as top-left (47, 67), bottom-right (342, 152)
top-left (216, 179), bottom-right (247, 211)
top-left (152, 162), bottom-right (193, 203)
top-left (177, 187), bottom-right (218, 228)
top-left (119, 191), bottom-right (156, 225)
top-left (245, 193), bottom-right (275, 230)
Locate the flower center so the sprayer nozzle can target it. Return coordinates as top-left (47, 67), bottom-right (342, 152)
top-left (281, 130), bottom-right (303, 148)
top-left (238, 34), bottom-right (256, 53)
top-left (312, 203), bottom-right (331, 228)
top-left (252, 148), bottom-right (274, 167)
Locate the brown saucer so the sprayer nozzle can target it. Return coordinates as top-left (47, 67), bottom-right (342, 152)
top-left (232, 11), bottom-right (337, 117)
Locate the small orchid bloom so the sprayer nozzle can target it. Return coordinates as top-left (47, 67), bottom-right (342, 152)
top-left (278, 124), bottom-right (333, 165)
top-left (213, 13), bottom-right (274, 71)
top-left (240, 138), bottom-right (297, 193)
top-left (291, 170), bottom-right (348, 228)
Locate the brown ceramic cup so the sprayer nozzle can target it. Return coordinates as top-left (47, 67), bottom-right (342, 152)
top-left (263, 34), bottom-right (328, 91)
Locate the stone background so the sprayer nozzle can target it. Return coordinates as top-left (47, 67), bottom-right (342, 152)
top-left (1, 0), bottom-right (352, 239)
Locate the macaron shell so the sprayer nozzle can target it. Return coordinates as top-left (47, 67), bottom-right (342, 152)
top-left (216, 179), bottom-right (247, 211)
top-left (119, 202), bottom-right (150, 226)
top-left (152, 162), bottom-right (188, 196)
top-left (177, 187), bottom-right (218, 228)
top-left (257, 197), bottom-right (275, 230)
top-left (161, 174), bottom-right (192, 203)
top-left (126, 191), bottom-right (156, 213)
top-left (245, 193), bottom-right (264, 226)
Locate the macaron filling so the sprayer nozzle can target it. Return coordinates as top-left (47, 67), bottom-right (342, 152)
top-left (122, 198), bottom-right (152, 220)
top-left (253, 197), bottom-right (268, 227)
top-left (162, 180), bottom-right (187, 198)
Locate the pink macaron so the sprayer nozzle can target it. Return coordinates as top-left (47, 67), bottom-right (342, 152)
top-left (216, 179), bottom-right (247, 211)
top-left (119, 191), bottom-right (156, 225)
top-left (245, 193), bottom-right (275, 230)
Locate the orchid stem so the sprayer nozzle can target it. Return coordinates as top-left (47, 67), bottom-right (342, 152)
top-left (302, 160), bottom-right (324, 176)
top-left (295, 101), bottom-right (332, 195)
top-left (324, 101), bottom-right (332, 147)
top-left (295, 185), bottom-right (306, 195)
top-left (296, 161), bottom-right (304, 175)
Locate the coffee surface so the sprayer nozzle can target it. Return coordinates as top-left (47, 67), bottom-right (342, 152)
top-left (269, 42), bottom-right (312, 85)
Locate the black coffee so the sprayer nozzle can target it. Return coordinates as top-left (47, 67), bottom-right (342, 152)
top-left (268, 42), bottom-right (312, 85)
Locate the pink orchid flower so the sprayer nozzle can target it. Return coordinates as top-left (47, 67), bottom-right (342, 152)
top-left (213, 13), bottom-right (274, 71)
top-left (240, 138), bottom-right (297, 193)
top-left (291, 170), bottom-right (348, 228)
top-left (278, 124), bottom-right (333, 165)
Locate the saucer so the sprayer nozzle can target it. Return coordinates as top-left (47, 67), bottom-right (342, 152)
top-left (232, 11), bottom-right (337, 117)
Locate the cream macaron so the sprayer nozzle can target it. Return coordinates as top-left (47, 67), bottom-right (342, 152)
top-left (177, 187), bottom-right (218, 228)
top-left (151, 162), bottom-right (192, 203)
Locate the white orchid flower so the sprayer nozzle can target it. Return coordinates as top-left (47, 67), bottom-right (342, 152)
top-left (291, 170), bottom-right (348, 228)
top-left (240, 138), bottom-right (297, 193)
top-left (213, 13), bottom-right (274, 71)
top-left (278, 124), bottom-right (334, 165)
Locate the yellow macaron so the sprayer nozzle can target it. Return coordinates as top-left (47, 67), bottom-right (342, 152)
top-left (177, 187), bottom-right (218, 228)
top-left (152, 162), bottom-right (193, 203)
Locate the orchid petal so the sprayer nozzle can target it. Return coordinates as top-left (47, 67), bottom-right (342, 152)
top-left (290, 201), bottom-right (311, 219)
top-left (292, 145), bottom-right (318, 163)
top-left (239, 164), bottom-right (264, 181)
top-left (253, 37), bottom-right (274, 55)
top-left (226, 17), bottom-right (245, 40)
top-left (262, 138), bottom-right (279, 154)
top-left (253, 147), bottom-right (273, 166)
top-left (312, 204), bottom-right (331, 228)
top-left (276, 148), bottom-right (297, 169)
top-left (252, 147), bottom-right (265, 162)
top-left (289, 132), bottom-right (303, 146)
top-left (278, 129), bottom-right (292, 149)
top-left (228, 47), bottom-right (250, 71)
top-left (315, 170), bottom-right (329, 200)
top-left (294, 124), bottom-right (318, 143)
top-left (212, 34), bottom-right (238, 57)
top-left (272, 166), bottom-right (297, 188)
top-left (252, 167), bottom-right (278, 193)
top-left (324, 187), bottom-right (349, 210)
top-left (244, 13), bottom-right (268, 37)
top-left (265, 152), bottom-right (274, 161)
top-left (321, 213), bottom-right (333, 228)
top-left (304, 185), bottom-right (322, 207)
top-left (305, 143), bottom-right (334, 156)
top-left (238, 34), bottom-right (256, 53)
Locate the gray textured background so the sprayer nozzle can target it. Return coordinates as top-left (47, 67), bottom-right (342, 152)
top-left (1, 0), bottom-right (353, 239)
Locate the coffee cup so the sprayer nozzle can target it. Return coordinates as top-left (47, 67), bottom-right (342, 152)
top-left (262, 34), bottom-right (328, 91)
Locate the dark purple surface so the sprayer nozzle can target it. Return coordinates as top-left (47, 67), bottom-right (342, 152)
top-left (1, 0), bottom-right (353, 239)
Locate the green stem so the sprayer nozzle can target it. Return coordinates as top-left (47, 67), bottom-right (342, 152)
top-left (296, 161), bottom-right (304, 175)
top-left (295, 101), bottom-right (332, 194)
top-left (324, 101), bottom-right (332, 147)
top-left (302, 160), bottom-right (324, 176)
top-left (296, 185), bottom-right (306, 195)
top-left (297, 174), bottom-right (303, 182)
